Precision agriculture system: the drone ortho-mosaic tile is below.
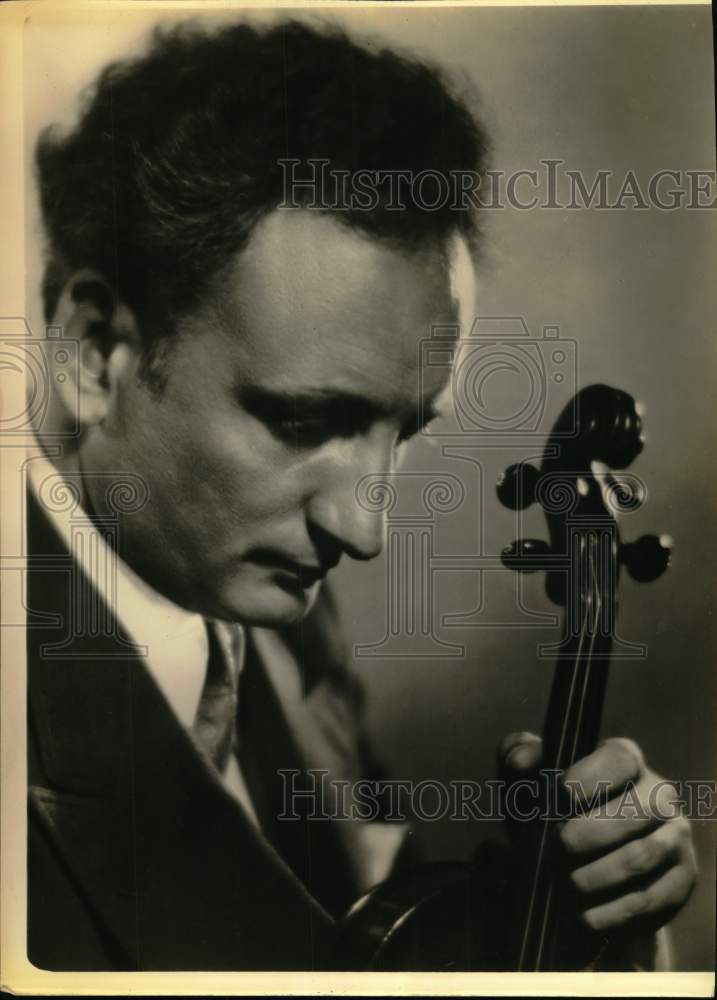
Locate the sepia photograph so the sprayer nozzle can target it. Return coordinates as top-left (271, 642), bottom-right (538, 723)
top-left (0, 0), bottom-right (715, 993)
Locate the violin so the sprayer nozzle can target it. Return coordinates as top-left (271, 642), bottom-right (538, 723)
top-left (332, 384), bottom-right (671, 971)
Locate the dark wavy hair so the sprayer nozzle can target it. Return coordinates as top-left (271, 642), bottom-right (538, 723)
top-left (36, 17), bottom-right (489, 350)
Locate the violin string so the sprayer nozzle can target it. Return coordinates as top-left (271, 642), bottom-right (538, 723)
top-left (520, 800), bottom-right (554, 968)
top-left (546, 535), bottom-right (602, 968)
top-left (570, 534), bottom-right (602, 767)
top-left (535, 532), bottom-right (604, 969)
top-left (520, 537), bottom-right (593, 969)
top-left (531, 620), bottom-right (589, 968)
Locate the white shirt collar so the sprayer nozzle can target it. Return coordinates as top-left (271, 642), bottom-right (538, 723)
top-left (27, 446), bottom-right (215, 729)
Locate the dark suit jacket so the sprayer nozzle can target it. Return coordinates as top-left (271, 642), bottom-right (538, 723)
top-left (26, 490), bottom-right (408, 971)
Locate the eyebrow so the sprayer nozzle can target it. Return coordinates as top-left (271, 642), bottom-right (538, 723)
top-left (238, 385), bottom-right (443, 423)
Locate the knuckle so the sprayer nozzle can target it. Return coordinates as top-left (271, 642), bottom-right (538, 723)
top-left (605, 736), bottom-right (644, 775)
top-left (666, 859), bottom-right (698, 909)
top-left (681, 836), bottom-right (699, 882)
top-left (626, 890), bottom-right (649, 921)
top-left (671, 814), bottom-right (691, 844)
top-left (687, 856), bottom-right (699, 890)
top-left (623, 838), bottom-right (657, 876)
top-left (679, 860), bottom-right (698, 901)
top-left (650, 780), bottom-right (682, 819)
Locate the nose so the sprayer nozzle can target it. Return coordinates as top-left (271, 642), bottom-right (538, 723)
top-left (306, 436), bottom-right (393, 562)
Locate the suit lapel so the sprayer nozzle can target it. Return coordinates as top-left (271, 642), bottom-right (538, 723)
top-left (26, 491), bottom-right (333, 970)
top-left (239, 626), bottom-right (361, 917)
top-left (242, 617), bottom-right (404, 915)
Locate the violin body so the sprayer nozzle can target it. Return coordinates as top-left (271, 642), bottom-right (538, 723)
top-left (333, 857), bottom-right (508, 971)
top-left (332, 844), bottom-right (605, 971)
top-left (332, 850), bottom-right (513, 972)
top-left (332, 384), bottom-right (670, 972)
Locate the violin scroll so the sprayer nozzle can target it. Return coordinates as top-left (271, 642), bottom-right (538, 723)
top-left (549, 383), bottom-right (645, 468)
top-left (497, 384), bottom-right (669, 603)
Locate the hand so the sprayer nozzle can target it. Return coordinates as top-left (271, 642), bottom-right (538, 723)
top-left (498, 732), bottom-right (697, 941)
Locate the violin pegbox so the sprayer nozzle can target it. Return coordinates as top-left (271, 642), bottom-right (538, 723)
top-left (497, 384), bottom-right (671, 603)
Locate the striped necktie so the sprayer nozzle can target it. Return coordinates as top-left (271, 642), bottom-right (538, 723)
top-left (192, 619), bottom-right (243, 773)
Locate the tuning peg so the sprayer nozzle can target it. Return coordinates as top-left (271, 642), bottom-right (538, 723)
top-left (620, 533), bottom-right (671, 582)
top-left (496, 463), bottom-right (540, 510)
top-left (501, 538), bottom-right (552, 572)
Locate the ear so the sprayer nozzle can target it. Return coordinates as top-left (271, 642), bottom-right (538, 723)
top-left (49, 270), bottom-right (143, 428)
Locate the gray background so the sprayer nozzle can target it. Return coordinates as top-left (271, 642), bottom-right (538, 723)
top-left (24, 3), bottom-right (716, 971)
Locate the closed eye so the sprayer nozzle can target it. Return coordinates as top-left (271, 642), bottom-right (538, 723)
top-left (239, 386), bottom-right (375, 447)
top-left (239, 385), bottom-right (443, 449)
top-left (269, 411), bottom-right (349, 446)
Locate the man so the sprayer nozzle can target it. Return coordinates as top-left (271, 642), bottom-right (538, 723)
top-left (27, 17), bottom-right (696, 971)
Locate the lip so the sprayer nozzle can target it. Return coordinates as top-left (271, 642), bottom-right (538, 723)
top-left (250, 553), bottom-right (331, 587)
top-left (278, 562), bottom-right (328, 587)
top-left (248, 548), bottom-right (339, 587)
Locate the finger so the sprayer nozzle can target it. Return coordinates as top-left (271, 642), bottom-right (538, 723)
top-left (560, 772), bottom-right (671, 857)
top-left (581, 858), bottom-right (697, 933)
top-left (563, 737), bottom-right (645, 804)
top-left (498, 731), bottom-right (542, 778)
top-left (570, 819), bottom-right (687, 896)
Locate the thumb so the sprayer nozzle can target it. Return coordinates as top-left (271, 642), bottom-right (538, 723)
top-left (498, 731), bottom-right (543, 780)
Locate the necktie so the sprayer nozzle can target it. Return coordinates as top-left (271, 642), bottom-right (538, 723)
top-left (192, 619), bottom-right (243, 773)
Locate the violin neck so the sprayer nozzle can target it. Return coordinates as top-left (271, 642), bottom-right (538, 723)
top-left (543, 523), bottom-right (617, 771)
top-left (517, 529), bottom-right (616, 971)
top-left (542, 632), bottom-right (612, 774)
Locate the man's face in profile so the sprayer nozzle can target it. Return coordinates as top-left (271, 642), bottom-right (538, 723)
top-left (82, 209), bottom-right (466, 625)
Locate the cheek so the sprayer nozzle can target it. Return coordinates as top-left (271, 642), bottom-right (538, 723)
top-left (122, 374), bottom-right (314, 532)
top-left (170, 409), bottom-right (309, 527)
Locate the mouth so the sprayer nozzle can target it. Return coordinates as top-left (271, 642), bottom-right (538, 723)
top-left (249, 550), bottom-right (337, 589)
top-left (285, 563), bottom-right (328, 588)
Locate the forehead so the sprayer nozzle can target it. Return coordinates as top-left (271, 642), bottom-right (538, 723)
top-left (203, 210), bottom-right (468, 401)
